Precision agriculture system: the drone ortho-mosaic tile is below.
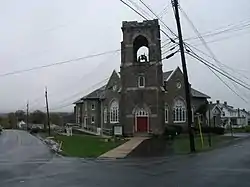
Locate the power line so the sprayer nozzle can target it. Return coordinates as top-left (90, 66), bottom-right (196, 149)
top-left (0, 49), bottom-right (120, 78)
top-left (127, 0), bottom-right (152, 19)
top-left (188, 49), bottom-right (250, 88)
top-left (48, 53), bottom-right (179, 111)
top-left (186, 43), bottom-right (250, 81)
top-left (191, 30), bottom-right (250, 46)
top-left (186, 47), bottom-right (250, 88)
top-left (157, 1), bottom-right (171, 18)
top-left (120, 0), bottom-right (148, 20)
top-left (48, 77), bottom-right (110, 111)
top-left (120, 0), bottom-right (176, 42)
top-left (186, 52), bottom-right (250, 92)
top-left (178, 6), bottom-right (223, 69)
top-left (138, 0), bottom-right (178, 38)
top-left (185, 21), bottom-right (250, 41)
top-left (179, 6), bottom-right (250, 85)
top-left (187, 52), bottom-right (248, 103)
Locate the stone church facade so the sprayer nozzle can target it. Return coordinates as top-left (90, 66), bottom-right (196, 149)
top-left (74, 19), bottom-right (210, 136)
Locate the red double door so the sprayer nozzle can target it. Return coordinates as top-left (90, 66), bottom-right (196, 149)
top-left (137, 117), bottom-right (148, 132)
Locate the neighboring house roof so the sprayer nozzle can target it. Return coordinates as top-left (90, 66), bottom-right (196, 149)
top-left (191, 88), bottom-right (210, 98)
top-left (220, 104), bottom-right (236, 112)
top-left (208, 103), bottom-right (217, 111)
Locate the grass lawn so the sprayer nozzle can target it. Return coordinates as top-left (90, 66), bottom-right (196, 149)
top-left (172, 134), bottom-right (235, 154)
top-left (52, 134), bottom-right (126, 158)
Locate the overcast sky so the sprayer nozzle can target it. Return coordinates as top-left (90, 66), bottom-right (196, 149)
top-left (0, 0), bottom-right (249, 113)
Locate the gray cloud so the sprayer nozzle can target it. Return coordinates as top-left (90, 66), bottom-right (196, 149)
top-left (0, 0), bottom-right (249, 112)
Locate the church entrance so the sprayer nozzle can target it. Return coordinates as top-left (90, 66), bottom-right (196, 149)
top-left (135, 109), bottom-right (149, 133)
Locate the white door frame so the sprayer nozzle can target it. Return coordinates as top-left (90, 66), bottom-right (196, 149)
top-left (135, 108), bottom-right (149, 133)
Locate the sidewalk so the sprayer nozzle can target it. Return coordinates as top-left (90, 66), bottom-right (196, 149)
top-left (74, 128), bottom-right (111, 138)
top-left (99, 137), bottom-right (148, 158)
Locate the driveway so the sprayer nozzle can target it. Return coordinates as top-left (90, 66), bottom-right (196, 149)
top-left (1, 130), bottom-right (250, 186)
top-left (0, 130), bottom-right (54, 185)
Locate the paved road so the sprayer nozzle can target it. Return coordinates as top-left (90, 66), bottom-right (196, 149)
top-left (1, 130), bottom-right (250, 186)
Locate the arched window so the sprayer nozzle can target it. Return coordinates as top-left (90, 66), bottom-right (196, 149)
top-left (133, 35), bottom-right (149, 63)
top-left (191, 107), bottom-right (194, 123)
top-left (138, 76), bottom-right (145, 88)
top-left (173, 99), bottom-right (186, 122)
top-left (137, 46), bottom-right (149, 63)
top-left (104, 107), bottom-right (107, 123)
top-left (165, 104), bottom-right (169, 123)
top-left (135, 108), bottom-right (148, 117)
top-left (110, 100), bottom-right (119, 123)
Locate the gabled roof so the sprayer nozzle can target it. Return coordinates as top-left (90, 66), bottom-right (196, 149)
top-left (191, 88), bottom-right (210, 98)
top-left (163, 67), bottom-right (210, 98)
top-left (82, 84), bottom-right (106, 99)
top-left (73, 99), bottom-right (83, 104)
top-left (74, 67), bottom-right (210, 103)
top-left (163, 70), bottom-right (173, 81)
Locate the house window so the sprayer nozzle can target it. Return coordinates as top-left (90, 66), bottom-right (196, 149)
top-left (91, 103), bottom-right (95, 110)
top-left (85, 101), bottom-right (87, 111)
top-left (110, 100), bottom-right (119, 123)
top-left (165, 105), bottom-right (169, 123)
top-left (104, 108), bottom-right (107, 123)
top-left (77, 106), bottom-right (81, 124)
top-left (173, 99), bottom-right (186, 123)
top-left (138, 76), bottom-right (145, 88)
top-left (91, 115), bottom-right (95, 124)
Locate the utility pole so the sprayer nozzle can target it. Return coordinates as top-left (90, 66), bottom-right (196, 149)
top-left (208, 102), bottom-right (212, 147)
top-left (45, 87), bottom-right (51, 136)
top-left (26, 101), bottom-right (29, 131)
top-left (172, 0), bottom-right (195, 152)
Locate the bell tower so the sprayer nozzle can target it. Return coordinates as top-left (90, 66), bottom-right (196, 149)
top-left (120, 19), bottom-right (164, 136)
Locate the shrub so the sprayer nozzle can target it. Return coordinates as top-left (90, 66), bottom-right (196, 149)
top-left (163, 125), bottom-right (183, 140)
top-left (172, 125), bottom-right (183, 135)
top-left (245, 126), bottom-right (250, 132)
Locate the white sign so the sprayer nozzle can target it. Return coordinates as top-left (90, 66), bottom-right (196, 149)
top-left (114, 126), bottom-right (123, 136)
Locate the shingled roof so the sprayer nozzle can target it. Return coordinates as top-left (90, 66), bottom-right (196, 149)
top-left (74, 67), bottom-right (210, 103)
top-left (82, 84), bottom-right (106, 99)
top-left (190, 88), bottom-right (210, 98)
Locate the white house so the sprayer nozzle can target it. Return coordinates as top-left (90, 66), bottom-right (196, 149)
top-left (206, 102), bottom-right (222, 127)
top-left (216, 100), bottom-right (248, 128)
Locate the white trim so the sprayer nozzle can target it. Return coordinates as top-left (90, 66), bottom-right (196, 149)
top-left (104, 108), bottom-right (107, 124)
top-left (84, 101), bottom-right (87, 111)
top-left (165, 105), bottom-right (169, 123)
top-left (84, 117), bottom-right (87, 128)
top-left (174, 121), bottom-right (186, 124)
top-left (91, 103), bottom-right (95, 110)
top-left (138, 76), bottom-right (145, 88)
top-left (91, 115), bottom-right (95, 124)
top-left (134, 108), bottom-right (149, 133)
top-left (165, 67), bottom-right (178, 82)
top-left (173, 99), bottom-right (186, 123)
top-left (110, 100), bottom-right (119, 124)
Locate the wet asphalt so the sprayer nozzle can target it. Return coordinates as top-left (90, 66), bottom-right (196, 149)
top-left (1, 130), bottom-right (250, 187)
